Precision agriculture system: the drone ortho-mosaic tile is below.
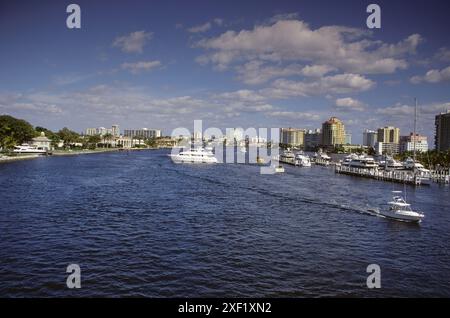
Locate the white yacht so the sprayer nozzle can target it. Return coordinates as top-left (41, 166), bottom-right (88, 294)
top-left (403, 157), bottom-right (425, 170)
top-left (295, 153), bottom-right (311, 167)
top-left (342, 153), bottom-right (359, 166)
top-left (348, 155), bottom-right (378, 169)
top-left (13, 144), bottom-right (47, 154)
top-left (169, 148), bottom-right (218, 164)
top-left (280, 149), bottom-right (296, 164)
top-left (374, 191), bottom-right (424, 223)
top-left (379, 156), bottom-right (404, 170)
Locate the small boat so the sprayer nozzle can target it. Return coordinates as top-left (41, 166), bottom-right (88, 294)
top-left (375, 191), bottom-right (424, 223)
top-left (13, 144), bottom-right (47, 154)
top-left (169, 147), bottom-right (217, 164)
top-left (295, 152), bottom-right (311, 167)
top-left (271, 165), bottom-right (285, 173)
top-left (240, 146), bottom-right (247, 153)
top-left (256, 156), bottom-right (266, 164)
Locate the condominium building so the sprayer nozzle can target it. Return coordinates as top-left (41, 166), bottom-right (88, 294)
top-left (321, 117), bottom-right (345, 146)
top-left (85, 128), bottom-right (98, 136)
top-left (280, 128), bottom-right (305, 147)
top-left (400, 133), bottom-right (428, 153)
top-left (377, 126), bottom-right (400, 144)
top-left (435, 111), bottom-right (450, 151)
top-left (344, 133), bottom-right (352, 145)
top-left (304, 129), bottom-right (321, 150)
top-left (124, 128), bottom-right (161, 139)
top-left (363, 129), bottom-right (378, 148)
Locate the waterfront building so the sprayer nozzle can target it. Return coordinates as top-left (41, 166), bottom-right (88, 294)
top-left (124, 128), bottom-right (161, 139)
top-left (345, 133), bottom-right (352, 145)
top-left (363, 129), bottom-right (378, 148)
top-left (280, 128), bottom-right (305, 147)
top-left (304, 129), bottom-right (321, 150)
top-left (31, 132), bottom-right (52, 151)
top-left (377, 126), bottom-right (400, 144)
top-left (85, 128), bottom-right (98, 136)
top-left (321, 117), bottom-right (345, 147)
top-left (435, 110), bottom-right (450, 151)
top-left (400, 133), bottom-right (428, 153)
top-left (376, 142), bottom-right (400, 156)
top-left (111, 125), bottom-right (120, 137)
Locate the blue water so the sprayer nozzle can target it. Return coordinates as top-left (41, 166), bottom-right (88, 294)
top-left (0, 150), bottom-right (449, 297)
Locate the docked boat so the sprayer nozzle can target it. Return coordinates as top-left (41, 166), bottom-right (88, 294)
top-left (374, 191), bottom-right (424, 223)
top-left (169, 147), bottom-right (218, 164)
top-left (379, 156), bottom-right (403, 170)
top-left (313, 151), bottom-right (331, 166)
top-left (341, 153), bottom-right (359, 166)
top-left (348, 155), bottom-right (378, 169)
top-left (13, 144), bottom-right (47, 154)
top-left (295, 153), bottom-right (311, 167)
top-left (240, 146), bottom-right (247, 153)
top-left (280, 149), bottom-right (295, 164)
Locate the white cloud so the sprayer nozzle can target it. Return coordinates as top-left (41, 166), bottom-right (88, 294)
top-left (216, 89), bottom-right (266, 102)
top-left (188, 22), bottom-right (212, 33)
top-left (236, 61), bottom-right (335, 85)
top-left (410, 66), bottom-right (450, 84)
top-left (266, 111), bottom-right (321, 121)
top-left (113, 31), bottom-right (153, 53)
top-left (434, 47), bottom-right (450, 62)
top-left (121, 60), bottom-right (162, 74)
top-left (261, 73), bottom-right (375, 98)
top-left (334, 97), bottom-right (366, 111)
top-left (195, 20), bottom-right (420, 74)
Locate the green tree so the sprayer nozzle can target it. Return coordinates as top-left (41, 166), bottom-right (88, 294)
top-left (0, 115), bottom-right (35, 150)
top-left (57, 127), bottom-right (80, 149)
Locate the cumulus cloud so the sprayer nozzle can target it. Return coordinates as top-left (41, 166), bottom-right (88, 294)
top-left (121, 60), bottom-right (162, 74)
top-left (334, 97), bottom-right (366, 111)
top-left (195, 19), bottom-right (420, 74)
top-left (410, 66), bottom-right (450, 84)
top-left (261, 73), bottom-right (375, 98)
top-left (113, 31), bottom-right (153, 53)
top-left (188, 18), bottom-right (224, 33)
top-left (236, 61), bottom-right (335, 85)
top-left (434, 47), bottom-right (450, 62)
top-left (266, 111), bottom-right (321, 121)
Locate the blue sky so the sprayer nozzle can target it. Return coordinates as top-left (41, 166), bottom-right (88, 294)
top-left (1, 0), bottom-right (450, 144)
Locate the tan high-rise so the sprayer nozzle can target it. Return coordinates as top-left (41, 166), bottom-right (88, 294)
top-left (321, 117), bottom-right (345, 146)
top-left (377, 126), bottom-right (400, 144)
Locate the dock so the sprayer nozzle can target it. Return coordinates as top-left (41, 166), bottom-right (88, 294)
top-left (335, 165), bottom-right (425, 185)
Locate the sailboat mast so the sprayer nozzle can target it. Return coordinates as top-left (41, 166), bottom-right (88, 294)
top-left (413, 98), bottom-right (417, 163)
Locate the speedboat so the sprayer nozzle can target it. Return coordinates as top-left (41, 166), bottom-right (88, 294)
top-left (169, 147), bottom-right (218, 164)
top-left (270, 165), bottom-right (285, 173)
top-left (295, 153), bottom-right (311, 167)
top-left (13, 144), bottom-right (47, 154)
top-left (375, 191), bottom-right (424, 223)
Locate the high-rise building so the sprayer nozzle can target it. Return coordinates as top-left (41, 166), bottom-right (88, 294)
top-left (377, 126), bottom-right (400, 144)
top-left (85, 128), bottom-right (97, 136)
top-left (344, 133), bottom-right (352, 145)
top-left (124, 128), bottom-right (161, 139)
top-left (304, 129), bottom-right (321, 150)
top-left (111, 125), bottom-right (120, 137)
top-left (435, 111), bottom-right (450, 151)
top-left (363, 129), bottom-right (378, 148)
top-left (321, 117), bottom-right (345, 146)
top-left (400, 133), bottom-right (428, 153)
top-left (280, 128), bottom-right (305, 147)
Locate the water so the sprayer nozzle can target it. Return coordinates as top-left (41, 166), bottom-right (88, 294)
top-left (0, 149), bottom-right (449, 297)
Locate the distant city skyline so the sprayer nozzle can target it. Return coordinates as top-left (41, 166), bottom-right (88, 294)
top-left (1, 0), bottom-right (450, 144)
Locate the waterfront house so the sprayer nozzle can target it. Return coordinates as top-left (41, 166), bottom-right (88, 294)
top-left (32, 132), bottom-right (52, 151)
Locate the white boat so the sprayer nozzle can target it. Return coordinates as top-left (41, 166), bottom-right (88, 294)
top-left (240, 146), bottom-right (247, 153)
top-left (403, 157), bottom-right (425, 170)
top-left (271, 165), bottom-right (285, 173)
top-left (280, 149), bottom-right (295, 164)
top-left (13, 144), bottom-right (47, 154)
top-left (169, 147), bottom-right (218, 164)
top-left (342, 153), bottom-right (359, 166)
top-left (295, 153), bottom-right (311, 167)
top-left (379, 156), bottom-right (403, 170)
top-left (348, 155), bottom-right (378, 169)
top-left (375, 191), bottom-right (424, 223)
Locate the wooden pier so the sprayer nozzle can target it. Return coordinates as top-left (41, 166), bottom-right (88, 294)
top-left (335, 165), bottom-right (424, 185)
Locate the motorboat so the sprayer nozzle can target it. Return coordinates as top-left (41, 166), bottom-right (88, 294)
top-left (374, 191), bottom-right (424, 223)
top-left (403, 157), bottom-right (425, 170)
top-left (379, 156), bottom-right (403, 170)
top-left (13, 144), bottom-right (47, 154)
top-left (280, 149), bottom-right (295, 164)
top-left (348, 155), bottom-right (378, 169)
top-left (270, 165), bottom-right (285, 173)
top-left (295, 152), bottom-right (311, 167)
top-left (341, 153), bottom-right (359, 166)
top-left (169, 147), bottom-right (218, 164)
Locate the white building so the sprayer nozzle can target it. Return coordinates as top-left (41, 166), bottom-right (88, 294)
top-left (31, 132), bottom-right (52, 151)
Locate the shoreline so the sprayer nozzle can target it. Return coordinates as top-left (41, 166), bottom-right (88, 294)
top-left (0, 147), bottom-right (162, 163)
